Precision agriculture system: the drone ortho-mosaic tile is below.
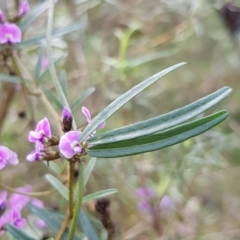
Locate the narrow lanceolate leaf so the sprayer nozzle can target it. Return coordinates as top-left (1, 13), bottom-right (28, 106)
top-left (83, 189), bottom-right (118, 203)
top-left (5, 224), bottom-right (35, 240)
top-left (45, 174), bottom-right (69, 200)
top-left (71, 87), bottom-right (96, 111)
top-left (27, 203), bottom-right (81, 240)
top-left (88, 111), bottom-right (228, 158)
top-left (41, 87), bottom-right (63, 110)
top-left (84, 157), bottom-right (97, 186)
top-left (80, 62), bottom-right (186, 142)
top-left (34, 45), bottom-right (44, 79)
top-left (0, 74), bottom-right (23, 83)
top-left (15, 23), bottom-right (83, 49)
top-left (60, 70), bottom-right (68, 97)
top-left (88, 87), bottom-right (231, 145)
top-left (79, 209), bottom-right (99, 240)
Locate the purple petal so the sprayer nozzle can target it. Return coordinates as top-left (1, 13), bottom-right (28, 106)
top-left (18, 1), bottom-right (30, 17)
top-left (7, 150), bottom-right (19, 165)
top-left (0, 146), bottom-right (10, 162)
top-left (26, 150), bottom-right (43, 162)
top-left (59, 135), bottom-right (74, 159)
top-left (136, 188), bottom-right (156, 199)
top-left (59, 131), bottom-right (82, 158)
top-left (0, 23), bottom-right (22, 44)
top-left (14, 218), bottom-right (26, 228)
top-left (138, 201), bottom-right (150, 211)
top-left (41, 56), bottom-right (49, 68)
top-left (82, 106), bottom-right (91, 124)
top-left (35, 218), bottom-right (46, 228)
top-left (0, 162), bottom-right (6, 170)
top-left (28, 131), bottom-right (42, 142)
top-left (35, 118), bottom-right (51, 138)
top-left (31, 198), bottom-right (44, 208)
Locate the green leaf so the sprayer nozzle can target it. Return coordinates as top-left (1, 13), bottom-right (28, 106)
top-left (43, 161), bottom-right (62, 174)
top-left (88, 87), bottom-right (231, 145)
top-left (38, 56), bottom-right (66, 82)
top-left (41, 87), bottom-right (63, 110)
top-left (19, 0), bottom-right (59, 31)
top-left (127, 48), bottom-right (179, 68)
top-left (80, 62), bottom-right (186, 142)
top-left (27, 203), bottom-right (81, 240)
top-left (84, 157), bottom-right (97, 186)
top-left (83, 189), bottom-right (118, 203)
top-left (79, 209), bottom-right (99, 240)
top-left (15, 23), bottom-right (84, 49)
top-left (45, 174), bottom-right (69, 200)
top-left (34, 45), bottom-right (44, 80)
top-left (0, 74), bottom-right (23, 83)
top-left (88, 111), bottom-right (228, 158)
top-left (71, 87), bottom-right (96, 111)
top-left (60, 70), bottom-right (68, 97)
top-left (5, 224), bottom-right (36, 240)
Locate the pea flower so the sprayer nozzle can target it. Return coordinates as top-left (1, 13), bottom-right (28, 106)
top-left (61, 107), bottom-right (72, 132)
top-left (0, 146), bottom-right (19, 170)
top-left (59, 131), bottom-right (82, 158)
top-left (26, 142), bottom-right (44, 162)
top-left (8, 185), bottom-right (32, 211)
top-left (28, 118), bottom-right (52, 144)
top-left (0, 23), bottom-right (22, 44)
top-left (82, 106), bottom-right (106, 129)
top-left (136, 187), bottom-right (156, 211)
top-left (18, 0), bottom-right (30, 18)
top-left (4, 209), bottom-right (26, 228)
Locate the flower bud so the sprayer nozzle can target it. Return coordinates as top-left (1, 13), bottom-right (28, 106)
top-left (61, 107), bottom-right (72, 132)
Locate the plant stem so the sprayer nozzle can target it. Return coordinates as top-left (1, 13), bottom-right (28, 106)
top-left (68, 160), bottom-right (84, 240)
top-left (69, 161), bottom-right (75, 218)
top-left (55, 210), bottom-right (70, 240)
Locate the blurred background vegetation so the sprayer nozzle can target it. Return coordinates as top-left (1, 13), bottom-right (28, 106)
top-left (1, 0), bottom-right (240, 239)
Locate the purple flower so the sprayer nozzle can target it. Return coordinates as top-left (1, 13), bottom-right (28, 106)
top-left (41, 56), bottom-right (49, 69)
top-left (0, 9), bottom-right (5, 23)
top-left (28, 118), bottom-right (52, 144)
top-left (59, 131), bottom-right (82, 158)
top-left (18, 1), bottom-right (30, 17)
top-left (8, 185), bottom-right (32, 211)
top-left (61, 107), bottom-right (72, 132)
top-left (0, 146), bottom-right (19, 170)
top-left (136, 188), bottom-right (156, 199)
top-left (26, 142), bottom-right (44, 162)
top-left (136, 188), bottom-right (156, 212)
top-left (159, 195), bottom-right (175, 210)
top-left (0, 23), bottom-right (22, 44)
top-left (82, 106), bottom-right (106, 129)
top-left (4, 209), bottom-right (26, 228)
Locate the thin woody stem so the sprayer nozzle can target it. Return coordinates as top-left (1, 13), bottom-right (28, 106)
top-left (55, 210), bottom-right (70, 240)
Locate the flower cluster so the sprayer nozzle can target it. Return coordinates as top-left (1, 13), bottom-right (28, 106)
top-left (27, 106), bottom-right (105, 161)
top-left (0, 185), bottom-right (46, 236)
top-left (0, 1), bottom-right (29, 45)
